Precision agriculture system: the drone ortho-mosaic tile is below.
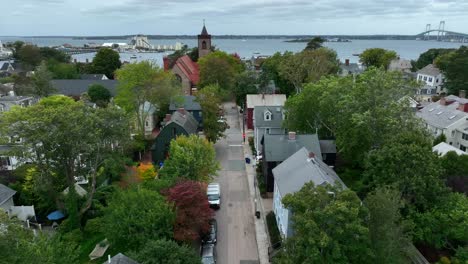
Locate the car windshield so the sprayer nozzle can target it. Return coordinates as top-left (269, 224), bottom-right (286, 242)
top-left (208, 194), bottom-right (219, 201)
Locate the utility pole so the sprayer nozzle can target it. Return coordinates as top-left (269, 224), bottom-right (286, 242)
top-left (242, 102), bottom-right (246, 143)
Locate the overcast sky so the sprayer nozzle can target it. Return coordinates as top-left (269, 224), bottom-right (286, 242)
top-left (1, 0), bottom-right (468, 36)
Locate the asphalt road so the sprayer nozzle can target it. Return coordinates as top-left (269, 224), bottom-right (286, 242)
top-left (213, 102), bottom-right (260, 264)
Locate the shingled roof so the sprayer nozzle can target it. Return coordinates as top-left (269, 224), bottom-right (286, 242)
top-left (417, 64), bottom-right (441, 76)
top-left (168, 110), bottom-right (199, 135)
top-left (51, 79), bottom-right (118, 97)
top-left (0, 183), bottom-right (16, 206)
top-left (174, 55), bottom-right (199, 85)
top-left (416, 95), bottom-right (468, 129)
top-left (169, 95), bottom-right (201, 111)
top-left (264, 133), bottom-right (322, 162)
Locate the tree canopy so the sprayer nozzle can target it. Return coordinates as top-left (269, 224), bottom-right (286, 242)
top-left (359, 48), bottom-right (398, 69)
top-left (32, 60), bottom-right (55, 97)
top-left (412, 48), bottom-right (455, 70)
top-left (436, 46), bottom-right (468, 95)
top-left (164, 180), bottom-right (214, 242)
top-left (102, 187), bottom-right (175, 251)
top-left (130, 239), bottom-right (201, 264)
top-left (88, 84), bottom-right (111, 107)
top-left (159, 135), bottom-right (220, 182)
top-left (198, 50), bottom-right (243, 90)
top-left (91, 48), bottom-right (121, 79)
top-left (259, 52), bottom-right (295, 96)
top-left (275, 183), bottom-right (373, 264)
top-left (196, 84), bottom-right (225, 142)
top-left (304, 37), bottom-right (325, 51)
top-left (115, 61), bottom-right (181, 136)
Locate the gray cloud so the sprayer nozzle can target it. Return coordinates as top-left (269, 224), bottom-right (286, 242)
top-left (1, 0), bottom-right (468, 35)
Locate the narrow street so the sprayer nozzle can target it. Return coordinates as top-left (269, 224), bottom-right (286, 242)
top-left (213, 102), bottom-right (260, 264)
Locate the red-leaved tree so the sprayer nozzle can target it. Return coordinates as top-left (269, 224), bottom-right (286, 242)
top-left (164, 180), bottom-right (214, 242)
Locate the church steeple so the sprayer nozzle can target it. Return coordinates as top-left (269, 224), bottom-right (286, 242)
top-left (198, 20), bottom-right (212, 58)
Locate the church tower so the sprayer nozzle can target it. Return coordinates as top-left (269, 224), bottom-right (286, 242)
top-left (198, 21), bottom-right (212, 58)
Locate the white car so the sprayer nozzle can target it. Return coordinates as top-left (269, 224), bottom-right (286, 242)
top-left (207, 183), bottom-right (221, 209)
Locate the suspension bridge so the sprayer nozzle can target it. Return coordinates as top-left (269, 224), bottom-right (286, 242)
top-left (416, 21), bottom-right (468, 42)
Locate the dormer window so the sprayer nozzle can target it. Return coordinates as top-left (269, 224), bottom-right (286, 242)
top-left (264, 111), bottom-right (272, 121)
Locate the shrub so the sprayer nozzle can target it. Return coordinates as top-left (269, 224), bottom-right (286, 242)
top-left (266, 211), bottom-right (282, 248)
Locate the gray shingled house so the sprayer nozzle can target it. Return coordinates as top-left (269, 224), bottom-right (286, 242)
top-left (151, 109), bottom-right (198, 165)
top-left (272, 147), bottom-right (346, 238)
top-left (169, 95), bottom-right (202, 125)
top-left (261, 132), bottom-right (322, 192)
top-left (254, 105), bottom-right (286, 152)
top-left (103, 253), bottom-right (139, 264)
top-left (51, 79), bottom-right (118, 97)
top-left (0, 183), bottom-right (16, 212)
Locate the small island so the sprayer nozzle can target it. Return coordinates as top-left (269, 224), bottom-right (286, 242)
top-left (286, 37), bottom-right (351, 43)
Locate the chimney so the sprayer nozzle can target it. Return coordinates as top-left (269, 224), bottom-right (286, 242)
top-left (288, 131), bottom-right (296, 140)
top-left (459, 90), bottom-right (466, 99)
top-left (440, 96), bottom-right (446, 106)
top-left (308, 152), bottom-right (315, 159)
top-left (345, 59), bottom-right (349, 66)
top-left (85, 58), bottom-right (89, 63)
top-left (73, 58), bottom-right (77, 63)
top-left (163, 56), bottom-right (170, 71)
top-left (164, 114), bottom-right (171, 123)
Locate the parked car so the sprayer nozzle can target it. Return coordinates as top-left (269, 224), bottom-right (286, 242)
top-left (202, 219), bottom-right (217, 244)
top-left (207, 183), bottom-right (221, 209)
top-left (201, 243), bottom-right (217, 264)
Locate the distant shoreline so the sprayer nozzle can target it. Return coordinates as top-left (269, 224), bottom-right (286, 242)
top-left (0, 35), bottom-right (419, 41)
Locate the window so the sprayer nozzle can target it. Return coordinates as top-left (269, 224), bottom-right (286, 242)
top-left (202, 41), bottom-right (207, 49)
top-left (266, 128), bottom-right (270, 134)
top-left (452, 130), bottom-right (455, 137)
top-left (418, 75), bottom-right (422, 80)
top-left (436, 78), bottom-right (439, 83)
top-left (463, 133), bottom-right (468, 140)
top-left (460, 145), bottom-right (467, 152)
top-left (264, 111), bottom-right (272, 121)
top-left (145, 121), bottom-right (149, 127)
top-left (423, 76), bottom-right (427, 81)
top-left (172, 127), bottom-right (176, 137)
top-left (428, 77), bottom-right (433, 82)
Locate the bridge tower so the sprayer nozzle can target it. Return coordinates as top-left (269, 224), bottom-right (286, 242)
top-left (437, 21), bottom-right (446, 41)
top-left (425, 24), bottom-right (431, 40)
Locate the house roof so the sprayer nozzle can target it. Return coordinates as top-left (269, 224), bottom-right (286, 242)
top-left (0, 183), bottom-right (16, 206)
top-left (273, 147), bottom-right (346, 197)
top-left (246, 94), bottom-right (286, 109)
top-left (200, 25), bottom-right (210, 36)
top-left (80, 74), bottom-right (108, 80)
top-left (0, 95), bottom-right (33, 102)
top-left (389, 59), bottom-right (412, 71)
top-left (319, 140), bottom-right (337, 154)
top-left (169, 95), bottom-right (201, 111)
top-left (417, 64), bottom-right (441, 76)
top-left (264, 133), bottom-right (322, 162)
top-left (174, 55), bottom-right (199, 85)
top-left (0, 62), bottom-right (22, 72)
top-left (340, 63), bottom-right (363, 74)
top-left (254, 106), bottom-right (284, 128)
top-left (416, 95), bottom-right (468, 129)
top-left (167, 110), bottom-right (199, 134)
top-left (51, 80), bottom-right (118, 97)
top-left (63, 183), bottom-right (88, 197)
top-left (103, 253), bottom-right (139, 264)
top-left (433, 142), bottom-right (467, 156)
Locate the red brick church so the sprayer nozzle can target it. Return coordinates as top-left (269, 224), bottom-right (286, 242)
top-left (163, 24), bottom-right (212, 95)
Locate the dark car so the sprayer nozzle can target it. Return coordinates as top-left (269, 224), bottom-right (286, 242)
top-left (202, 219), bottom-right (217, 244)
top-left (201, 243), bottom-right (216, 264)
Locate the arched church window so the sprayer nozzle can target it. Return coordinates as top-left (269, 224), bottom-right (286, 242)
top-left (202, 41), bottom-right (207, 49)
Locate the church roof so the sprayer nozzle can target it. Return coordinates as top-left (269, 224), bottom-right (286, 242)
top-left (201, 25), bottom-right (209, 36)
top-left (174, 55), bottom-right (199, 85)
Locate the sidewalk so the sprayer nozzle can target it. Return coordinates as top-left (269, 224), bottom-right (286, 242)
top-left (238, 107), bottom-right (271, 264)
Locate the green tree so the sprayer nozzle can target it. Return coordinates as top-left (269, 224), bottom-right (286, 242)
top-left (115, 61), bottom-right (181, 137)
top-left (91, 48), bottom-right (121, 79)
top-left (260, 52), bottom-right (295, 96)
top-left (304, 37), bottom-right (325, 51)
top-left (18, 44), bottom-right (42, 69)
top-left (47, 60), bottom-right (80, 79)
top-left (196, 85), bottom-right (225, 142)
top-left (365, 187), bottom-right (412, 264)
top-left (410, 192), bottom-right (468, 250)
top-left (433, 133), bottom-right (447, 146)
top-left (39, 47), bottom-right (71, 63)
top-left (412, 48), bottom-right (455, 70)
top-left (7, 40), bottom-right (25, 59)
top-left (130, 239), bottom-right (201, 264)
top-left (32, 60), bottom-right (55, 97)
top-left (0, 212), bottom-right (80, 264)
top-left (436, 46), bottom-right (468, 95)
top-left (359, 48), bottom-right (398, 70)
top-left (278, 48), bottom-right (339, 93)
top-left (198, 50), bottom-right (243, 90)
top-left (275, 183), bottom-right (373, 264)
top-left (234, 71), bottom-right (258, 106)
top-left (159, 135), bottom-right (220, 182)
top-left (102, 187), bottom-right (175, 251)
top-left (439, 151), bottom-right (468, 193)
top-left (363, 131), bottom-right (446, 210)
top-left (88, 84), bottom-right (111, 107)
top-left (0, 96), bottom-right (131, 227)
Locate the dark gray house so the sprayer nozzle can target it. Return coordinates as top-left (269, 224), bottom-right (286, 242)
top-left (262, 132), bottom-right (322, 192)
top-left (254, 105), bottom-right (286, 152)
top-left (169, 95), bottom-right (202, 125)
top-left (51, 79), bottom-right (118, 97)
top-left (103, 253), bottom-right (139, 264)
top-left (151, 109), bottom-right (198, 165)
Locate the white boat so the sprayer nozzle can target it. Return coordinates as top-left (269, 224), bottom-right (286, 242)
top-left (130, 54), bottom-right (137, 59)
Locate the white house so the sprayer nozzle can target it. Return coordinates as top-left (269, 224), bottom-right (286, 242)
top-left (433, 142), bottom-right (467, 156)
top-left (272, 147), bottom-right (346, 238)
top-left (253, 105), bottom-right (286, 152)
top-left (416, 93), bottom-right (468, 152)
top-left (139, 101), bottom-right (157, 137)
top-left (416, 64), bottom-right (445, 96)
top-left (389, 58), bottom-right (412, 73)
top-left (0, 184), bottom-right (16, 212)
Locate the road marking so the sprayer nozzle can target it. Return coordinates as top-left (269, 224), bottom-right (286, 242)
top-left (229, 144), bottom-right (243, 147)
